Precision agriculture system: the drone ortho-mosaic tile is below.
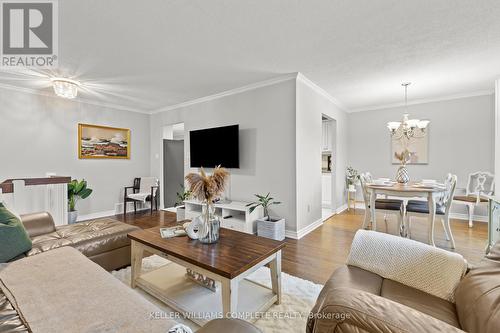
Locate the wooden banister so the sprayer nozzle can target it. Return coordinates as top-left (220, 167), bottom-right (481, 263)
top-left (0, 177), bottom-right (71, 194)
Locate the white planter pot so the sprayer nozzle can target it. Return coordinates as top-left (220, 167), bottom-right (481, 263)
top-left (176, 207), bottom-right (186, 221)
top-left (68, 211), bottom-right (78, 224)
top-left (257, 217), bottom-right (285, 241)
top-left (348, 184), bottom-right (355, 191)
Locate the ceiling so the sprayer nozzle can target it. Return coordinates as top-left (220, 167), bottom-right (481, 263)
top-left (1, 0), bottom-right (500, 113)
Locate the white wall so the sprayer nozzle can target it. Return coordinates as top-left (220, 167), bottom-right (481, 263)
top-left (0, 88), bottom-right (151, 216)
top-left (296, 76), bottom-right (349, 231)
top-left (150, 79), bottom-right (299, 231)
top-left (348, 94), bottom-right (495, 217)
top-left (496, 79), bottom-right (500, 195)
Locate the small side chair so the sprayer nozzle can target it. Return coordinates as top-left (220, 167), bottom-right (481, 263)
top-left (124, 177), bottom-right (159, 216)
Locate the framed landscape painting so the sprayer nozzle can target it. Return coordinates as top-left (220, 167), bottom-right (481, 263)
top-left (78, 124), bottom-right (130, 159)
top-left (391, 131), bottom-right (429, 165)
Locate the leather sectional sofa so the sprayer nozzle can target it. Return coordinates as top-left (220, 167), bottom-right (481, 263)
top-left (0, 246), bottom-right (262, 333)
top-left (1, 212), bottom-right (262, 333)
top-left (307, 231), bottom-right (500, 333)
top-left (19, 212), bottom-right (139, 271)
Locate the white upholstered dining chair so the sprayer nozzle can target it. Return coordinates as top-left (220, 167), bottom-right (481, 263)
top-left (404, 174), bottom-right (458, 248)
top-left (452, 171), bottom-right (494, 228)
top-left (359, 173), bottom-right (404, 233)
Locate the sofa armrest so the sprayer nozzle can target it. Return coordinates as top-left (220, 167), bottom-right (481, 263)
top-left (307, 288), bottom-right (463, 333)
top-left (20, 212), bottom-right (56, 238)
top-left (347, 230), bottom-right (466, 302)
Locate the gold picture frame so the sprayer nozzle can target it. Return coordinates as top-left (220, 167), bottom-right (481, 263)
top-left (78, 123), bottom-right (130, 159)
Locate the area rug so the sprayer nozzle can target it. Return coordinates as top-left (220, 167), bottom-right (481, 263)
top-left (112, 255), bottom-right (323, 332)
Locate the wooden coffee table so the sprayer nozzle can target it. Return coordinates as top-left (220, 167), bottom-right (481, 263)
top-left (127, 226), bottom-right (285, 325)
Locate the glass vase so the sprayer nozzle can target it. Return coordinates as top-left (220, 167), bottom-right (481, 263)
top-left (198, 202), bottom-right (220, 244)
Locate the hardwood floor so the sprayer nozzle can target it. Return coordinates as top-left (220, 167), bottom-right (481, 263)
top-left (281, 209), bottom-right (488, 284)
top-left (110, 208), bottom-right (488, 285)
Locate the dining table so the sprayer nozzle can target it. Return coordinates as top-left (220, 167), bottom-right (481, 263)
top-left (365, 181), bottom-right (447, 246)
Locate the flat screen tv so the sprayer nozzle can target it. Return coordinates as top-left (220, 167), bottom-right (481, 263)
top-left (190, 125), bottom-right (239, 168)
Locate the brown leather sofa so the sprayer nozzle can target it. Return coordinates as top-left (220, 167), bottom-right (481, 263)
top-left (307, 237), bottom-right (500, 333)
top-left (18, 212), bottom-right (139, 271)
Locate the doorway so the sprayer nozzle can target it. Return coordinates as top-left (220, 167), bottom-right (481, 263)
top-left (162, 123), bottom-right (185, 209)
top-left (321, 115), bottom-right (336, 221)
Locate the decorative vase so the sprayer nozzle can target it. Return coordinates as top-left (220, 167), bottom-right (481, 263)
top-left (68, 210), bottom-right (78, 224)
top-left (396, 164), bottom-right (410, 184)
top-left (198, 203), bottom-right (220, 244)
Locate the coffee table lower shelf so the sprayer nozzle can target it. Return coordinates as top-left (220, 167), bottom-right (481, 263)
top-left (136, 262), bottom-right (277, 326)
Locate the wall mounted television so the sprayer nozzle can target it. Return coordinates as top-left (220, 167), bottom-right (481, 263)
top-left (189, 124), bottom-right (239, 168)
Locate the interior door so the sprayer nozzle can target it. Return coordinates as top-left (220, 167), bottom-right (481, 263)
top-left (163, 139), bottom-right (184, 208)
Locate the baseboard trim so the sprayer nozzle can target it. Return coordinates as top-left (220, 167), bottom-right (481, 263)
top-left (114, 201), bottom-right (151, 214)
top-left (335, 204), bottom-right (348, 214)
top-left (77, 210), bottom-right (116, 222)
top-left (449, 213), bottom-right (488, 223)
top-left (285, 218), bottom-right (323, 240)
top-left (76, 202), bottom-right (154, 222)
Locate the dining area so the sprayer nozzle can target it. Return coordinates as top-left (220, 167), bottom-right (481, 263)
top-left (359, 174), bottom-right (457, 248)
top-left (348, 107), bottom-right (495, 251)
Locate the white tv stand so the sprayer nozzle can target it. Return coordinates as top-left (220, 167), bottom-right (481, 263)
top-left (183, 199), bottom-right (263, 234)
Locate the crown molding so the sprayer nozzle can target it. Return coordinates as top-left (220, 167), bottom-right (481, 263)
top-left (349, 89), bottom-right (495, 113)
top-left (296, 73), bottom-right (348, 112)
top-left (0, 82), bottom-right (151, 114)
top-left (150, 73), bottom-right (299, 114)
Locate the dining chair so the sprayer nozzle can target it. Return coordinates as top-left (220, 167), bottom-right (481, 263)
top-left (359, 172), bottom-right (404, 233)
top-left (452, 171), bottom-right (494, 228)
top-left (404, 174), bottom-right (458, 248)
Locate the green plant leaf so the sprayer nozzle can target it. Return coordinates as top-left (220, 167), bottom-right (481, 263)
top-left (74, 180), bottom-right (85, 194)
top-left (248, 193), bottom-right (281, 215)
top-left (79, 188), bottom-right (92, 199)
top-left (67, 179), bottom-right (92, 211)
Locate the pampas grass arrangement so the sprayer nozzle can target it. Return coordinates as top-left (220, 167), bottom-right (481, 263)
top-left (185, 166), bottom-right (229, 203)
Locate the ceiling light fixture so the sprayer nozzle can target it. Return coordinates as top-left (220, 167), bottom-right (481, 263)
top-left (51, 77), bottom-right (81, 99)
top-left (387, 82), bottom-right (429, 140)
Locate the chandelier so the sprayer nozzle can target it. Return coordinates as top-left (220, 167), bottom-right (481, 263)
top-left (51, 77), bottom-right (81, 99)
top-left (387, 83), bottom-right (429, 140)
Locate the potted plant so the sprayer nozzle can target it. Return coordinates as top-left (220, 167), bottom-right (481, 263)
top-left (175, 184), bottom-right (191, 221)
top-left (247, 193), bottom-right (285, 240)
top-left (346, 166), bottom-right (360, 191)
top-left (67, 179), bottom-right (93, 224)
